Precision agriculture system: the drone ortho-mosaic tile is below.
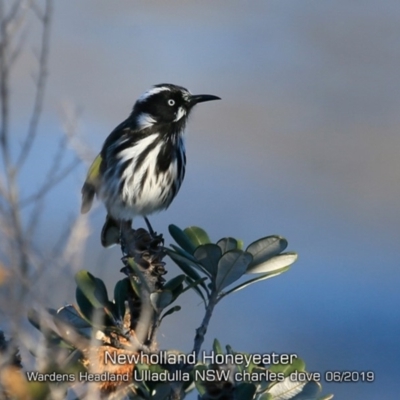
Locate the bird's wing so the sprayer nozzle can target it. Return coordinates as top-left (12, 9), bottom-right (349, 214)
top-left (81, 153), bottom-right (103, 214)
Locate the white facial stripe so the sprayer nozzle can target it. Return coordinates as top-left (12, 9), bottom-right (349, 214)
top-left (138, 86), bottom-right (171, 102)
top-left (137, 112), bottom-right (156, 129)
top-left (174, 107), bottom-right (186, 122)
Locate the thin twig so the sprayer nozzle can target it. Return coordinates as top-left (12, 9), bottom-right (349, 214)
top-left (0, 0), bottom-right (11, 174)
top-left (2, 0), bottom-right (25, 26)
top-left (15, 0), bottom-right (52, 170)
top-left (6, 24), bottom-right (27, 68)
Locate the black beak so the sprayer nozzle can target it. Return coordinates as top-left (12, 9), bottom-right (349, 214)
top-left (189, 94), bottom-right (221, 106)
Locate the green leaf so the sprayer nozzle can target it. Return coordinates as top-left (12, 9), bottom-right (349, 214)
top-left (169, 224), bottom-right (196, 254)
top-left (55, 305), bottom-right (91, 331)
top-left (220, 267), bottom-right (291, 298)
top-left (114, 278), bottom-right (130, 320)
top-left (164, 274), bottom-right (186, 291)
top-left (150, 383), bottom-right (172, 400)
top-left (183, 226), bottom-right (211, 248)
top-left (75, 286), bottom-right (94, 321)
top-left (150, 290), bottom-right (173, 312)
top-left (166, 248), bottom-right (210, 277)
top-left (212, 338), bottom-right (223, 355)
top-left (267, 377), bottom-right (306, 399)
top-left (247, 252), bottom-right (298, 274)
top-left (27, 308), bottom-right (42, 331)
top-left (167, 250), bottom-right (209, 299)
top-left (257, 394), bottom-right (273, 400)
top-left (170, 244), bottom-right (199, 263)
top-left (246, 236), bottom-right (288, 268)
top-left (74, 270), bottom-right (109, 308)
top-left (160, 305), bottom-right (181, 322)
top-left (194, 244), bottom-right (222, 277)
top-left (293, 381), bottom-right (322, 399)
top-left (129, 275), bottom-right (141, 298)
top-left (164, 275), bottom-right (186, 301)
top-left (217, 237), bottom-right (238, 253)
top-left (318, 395), bottom-right (334, 400)
top-left (215, 250), bottom-right (252, 292)
top-left (235, 382), bottom-right (257, 400)
top-left (225, 344), bottom-right (235, 355)
top-left (27, 309), bottom-right (61, 342)
top-left (194, 364), bottom-right (208, 395)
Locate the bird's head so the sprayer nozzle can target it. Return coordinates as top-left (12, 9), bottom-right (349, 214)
top-left (132, 83), bottom-right (220, 130)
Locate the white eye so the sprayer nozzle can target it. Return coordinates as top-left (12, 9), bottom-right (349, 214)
top-left (168, 99), bottom-right (175, 106)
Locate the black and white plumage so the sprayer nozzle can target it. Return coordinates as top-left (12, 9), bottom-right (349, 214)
top-left (81, 83), bottom-right (220, 246)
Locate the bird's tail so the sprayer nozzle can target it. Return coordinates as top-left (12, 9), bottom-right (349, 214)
top-left (101, 215), bottom-right (130, 247)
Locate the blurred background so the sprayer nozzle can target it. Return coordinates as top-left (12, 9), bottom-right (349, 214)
top-left (1, 0), bottom-right (400, 398)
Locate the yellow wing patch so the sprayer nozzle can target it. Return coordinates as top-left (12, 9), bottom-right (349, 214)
top-left (81, 154), bottom-right (103, 214)
top-left (85, 153), bottom-right (103, 185)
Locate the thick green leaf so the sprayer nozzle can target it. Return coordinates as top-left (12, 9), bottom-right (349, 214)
top-left (194, 364), bottom-right (208, 395)
top-left (151, 383), bottom-right (172, 400)
top-left (75, 286), bottom-right (95, 321)
top-left (246, 236), bottom-right (288, 268)
top-left (170, 244), bottom-right (199, 263)
top-left (27, 308), bottom-right (42, 331)
top-left (114, 278), bottom-right (130, 320)
top-left (291, 381), bottom-right (322, 399)
top-left (166, 250), bottom-right (209, 297)
top-left (225, 344), bottom-right (234, 355)
top-left (164, 276), bottom-right (185, 302)
top-left (194, 244), bottom-right (222, 277)
top-left (235, 382), bottom-right (257, 400)
top-left (164, 274), bottom-right (186, 291)
top-left (55, 305), bottom-right (91, 330)
top-left (27, 309), bottom-right (61, 342)
top-left (267, 377), bottom-right (306, 399)
top-left (318, 395), bottom-right (334, 400)
top-left (74, 270), bottom-right (109, 308)
top-left (129, 275), bottom-right (141, 298)
top-left (212, 338), bottom-right (223, 355)
top-left (247, 252), bottom-right (298, 274)
top-left (166, 248), bottom-right (209, 277)
top-left (52, 306), bottom-right (92, 340)
top-left (160, 305), bottom-right (181, 322)
top-left (215, 250), bottom-right (252, 292)
top-left (217, 237), bottom-right (238, 254)
top-left (183, 226), bottom-right (211, 248)
top-left (257, 394), bottom-right (273, 400)
top-left (169, 224), bottom-right (196, 254)
top-left (220, 267), bottom-right (291, 298)
top-left (150, 290), bottom-right (173, 312)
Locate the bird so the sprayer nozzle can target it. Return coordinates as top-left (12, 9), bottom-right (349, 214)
top-left (81, 83), bottom-right (220, 247)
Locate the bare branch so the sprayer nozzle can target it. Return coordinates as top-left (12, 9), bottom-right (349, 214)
top-left (0, 0), bottom-right (11, 173)
top-left (6, 24), bottom-right (27, 68)
top-left (2, 0), bottom-right (26, 27)
top-left (61, 214), bottom-right (90, 272)
top-left (30, 0), bottom-right (44, 22)
top-left (15, 0), bottom-right (52, 170)
top-left (3, 0), bottom-right (29, 44)
top-left (61, 101), bottom-right (95, 163)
